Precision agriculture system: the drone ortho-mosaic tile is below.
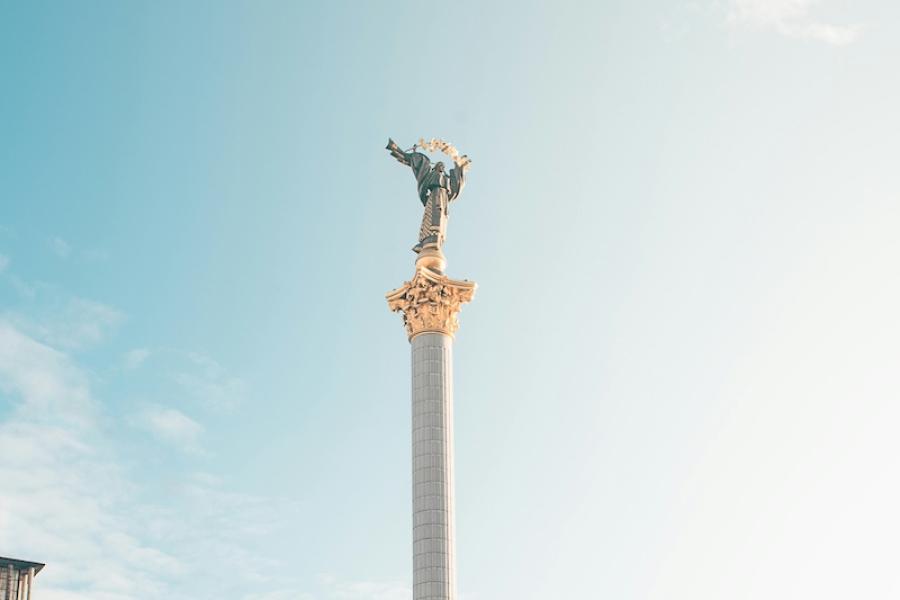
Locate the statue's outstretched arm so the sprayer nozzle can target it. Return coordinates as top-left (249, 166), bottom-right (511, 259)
top-left (386, 138), bottom-right (411, 166)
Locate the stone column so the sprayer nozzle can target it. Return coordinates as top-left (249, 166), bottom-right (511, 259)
top-left (387, 250), bottom-right (475, 600)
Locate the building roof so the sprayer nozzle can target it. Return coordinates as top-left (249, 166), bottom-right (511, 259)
top-left (0, 557), bottom-right (45, 575)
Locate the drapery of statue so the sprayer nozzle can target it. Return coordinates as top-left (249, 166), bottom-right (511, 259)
top-left (386, 138), bottom-right (472, 255)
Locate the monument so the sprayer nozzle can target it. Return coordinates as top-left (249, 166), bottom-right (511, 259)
top-left (385, 138), bottom-right (475, 600)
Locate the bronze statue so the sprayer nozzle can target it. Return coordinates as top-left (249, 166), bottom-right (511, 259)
top-left (386, 138), bottom-right (471, 254)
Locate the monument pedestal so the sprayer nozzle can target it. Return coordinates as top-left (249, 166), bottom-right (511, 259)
top-left (387, 252), bottom-right (475, 600)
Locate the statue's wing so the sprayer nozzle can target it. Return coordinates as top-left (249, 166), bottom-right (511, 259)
top-left (448, 165), bottom-right (466, 202)
top-left (406, 152), bottom-right (433, 206)
top-left (407, 151), bottom-right (431, 173)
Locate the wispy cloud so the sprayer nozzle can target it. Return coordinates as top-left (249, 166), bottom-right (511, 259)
top-left (45, 236), bottom-right (107, 263)
top-left (139, 472), bottom-right (304, 597)
top-left (0, 243), bottom-right (337, 599)
top-left (242, 592), bottom-right (316, 600)
top-left (0, 320), bottom-right (305, 599)
top-left (124, 347), bottom-right (151, 370)
top-left (173, 351), bottom-right (247, 411)
top-left (52, 297), bottom-right (125, 349)
top-left (80, 248), bottom-right (110, 262)
top-left (50, 236), bottom-right (72, 259)
top-left (314, 575), bottom-right (411, 600)
top-left (726, 0), bottom-right (861, 45)
top-left (7, 295), bottom-right (125, 351)
top-left (0, 322), bottom-right (93, 423)
top-left (133, 404), bottom-right (205, 454)
top-left (0, 254), bottom-right (9, 273)
top-left (328, 580), bottom-right (411, 600)
top-left (0, 320), bottom-right (177, 599)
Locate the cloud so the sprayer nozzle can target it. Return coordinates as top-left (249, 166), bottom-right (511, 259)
top-left (313, 575), bottom-right (411, 600)
top-left (726, 0), bottom-right (861, 45)
top-left (0, 254), bottom-right (9, 272)
top-left (51, 297), bottom-right (125, 349)
top-left (6, 295), bottom-right (125, 351)
top-left (242, 593), bottom-right (316, 600)
top-left (137, 472), bottom-right (304, 597)
top-left (730, 0), bottom-right (812, 22)
top-left (81, 248), bottom-right (110, 262)
top-left (133, 405), bottom-right (205, 453)
top-left (328, 580), bottom-right (411, 600)
top-left (6, 273), bottom-right (36, 298)
top-left (0, 321), bottom-right (93, 424)
top-left (123, 347), bottom-right (151, 370)
top-left (44, 236), bottom-right (108, 262)
top-left (0, 321), bottom-right (177, 599)
top-left (173, 351), bottom-right (247, 411)
top-left (50, 236), bottom-right (72, 259)
top-left (0, 321), bottom-right (306, 599)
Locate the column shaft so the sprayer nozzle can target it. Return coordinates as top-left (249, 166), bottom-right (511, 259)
top-left (411, 332), bottom-right (456, 600)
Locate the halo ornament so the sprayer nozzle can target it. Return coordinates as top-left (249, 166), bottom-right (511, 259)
top-left (413, 137), bottom-right (472, 171)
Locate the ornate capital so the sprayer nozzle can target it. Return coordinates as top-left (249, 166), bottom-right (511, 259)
top-left (386, 267), bottom-right (476, 340)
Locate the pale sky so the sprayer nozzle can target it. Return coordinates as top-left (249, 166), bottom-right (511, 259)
top-left (1, 1), bottom-right (899, 599)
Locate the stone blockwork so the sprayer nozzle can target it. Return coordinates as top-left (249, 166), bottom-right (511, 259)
top-left (411, 332), bottom-right (456, 600)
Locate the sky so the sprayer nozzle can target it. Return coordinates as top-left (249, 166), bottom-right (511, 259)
top-left (1, 1), bottom-right (899, 598)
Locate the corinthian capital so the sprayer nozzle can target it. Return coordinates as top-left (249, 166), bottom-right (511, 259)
top-left (386, 267), bottom-right (476, 340)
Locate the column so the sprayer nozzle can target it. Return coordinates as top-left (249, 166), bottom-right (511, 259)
top-left (388, 254), bottom-right (475, 600)
top-left (411, 332), bottom-right (455, 600)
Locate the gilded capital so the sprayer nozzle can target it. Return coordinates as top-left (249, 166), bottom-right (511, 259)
top-left (386, 266), bottom-right (476, 340)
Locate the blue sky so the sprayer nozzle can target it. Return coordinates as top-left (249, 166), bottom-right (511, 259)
top-left (1, 1), bottom-right (899, 599)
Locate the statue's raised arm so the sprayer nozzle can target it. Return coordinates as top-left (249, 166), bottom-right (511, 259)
top-left (386, 137), bottom-right (472, 256)
top-left (386, 138), bottom-right (434, 206)
top-left (386, 138), bottom-right (415, 166)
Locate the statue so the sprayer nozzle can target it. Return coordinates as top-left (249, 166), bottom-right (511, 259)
top-left (386, 138), bottom-right (472, 254)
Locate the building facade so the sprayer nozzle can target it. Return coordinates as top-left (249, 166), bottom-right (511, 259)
top-left (0, 557), bottom-right (43, 600)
